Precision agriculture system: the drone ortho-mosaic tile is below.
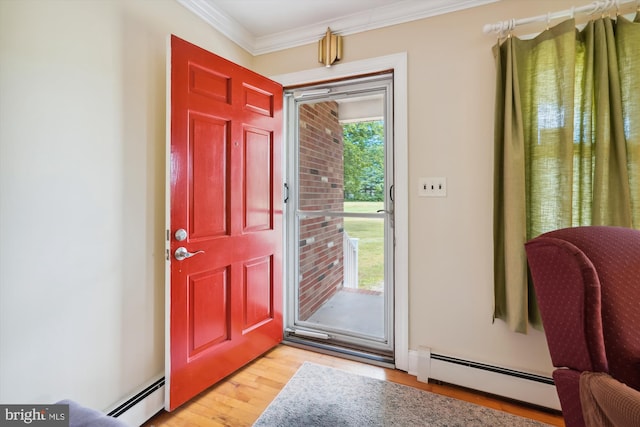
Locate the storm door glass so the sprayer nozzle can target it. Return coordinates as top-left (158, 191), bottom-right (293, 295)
top-left (285, 74), bottom-right (394, 361)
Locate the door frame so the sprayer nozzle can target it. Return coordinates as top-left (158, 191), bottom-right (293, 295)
top-left (271, 52), bottom-right (409, 371)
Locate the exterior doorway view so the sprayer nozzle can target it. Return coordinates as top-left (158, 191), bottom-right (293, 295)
top-left (284, 74), bottom-right (395, 364)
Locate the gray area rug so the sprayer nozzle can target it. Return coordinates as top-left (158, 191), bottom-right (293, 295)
top-left (253, 362), bottom-right (552, 427)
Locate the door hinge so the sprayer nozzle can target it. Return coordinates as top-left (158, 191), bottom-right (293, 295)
top-left (284, 182), bottom-right (289, 203)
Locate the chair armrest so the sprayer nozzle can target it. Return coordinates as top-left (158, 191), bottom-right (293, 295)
top-left (579, 372), bottom-right (640, 427)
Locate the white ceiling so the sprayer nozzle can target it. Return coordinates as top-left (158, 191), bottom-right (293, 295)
top-left (177, 0), bottom-right (498, 55)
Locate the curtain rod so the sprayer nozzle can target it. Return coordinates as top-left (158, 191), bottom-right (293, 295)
top-left (483, 0), bottom-right (637, 35)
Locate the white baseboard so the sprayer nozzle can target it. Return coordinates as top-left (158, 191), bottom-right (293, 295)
top-left (106, 377), bottom-right (165, 426)
top-left (408, 349), bottom-right (561, 411)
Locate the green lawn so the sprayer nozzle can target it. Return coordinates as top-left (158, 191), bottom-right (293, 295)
top-left (343, 201), bottom-right (384, 214)
top-left (343, 201), bottom-right (385, 290)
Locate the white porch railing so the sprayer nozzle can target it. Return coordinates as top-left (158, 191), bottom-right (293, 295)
top-left (343, 232), bottom-right (359, 288)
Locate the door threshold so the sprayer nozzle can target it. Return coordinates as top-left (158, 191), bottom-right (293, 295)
top-left (282, 337), bottom-right (395, 369)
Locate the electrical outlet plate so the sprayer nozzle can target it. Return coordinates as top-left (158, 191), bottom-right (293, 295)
top-left (419, 177), bottom-right (447, 197)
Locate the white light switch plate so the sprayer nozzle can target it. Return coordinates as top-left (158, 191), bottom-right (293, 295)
top-left (419, 177), bottom-right (447, 197)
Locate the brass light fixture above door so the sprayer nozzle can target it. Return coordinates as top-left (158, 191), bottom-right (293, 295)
top-left (318, 27), bottom-right (342, 67)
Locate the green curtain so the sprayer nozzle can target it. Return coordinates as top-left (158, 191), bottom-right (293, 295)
top-left (493, 14), bottom-right (640, 333)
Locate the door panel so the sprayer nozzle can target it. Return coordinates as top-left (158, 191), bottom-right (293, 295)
top-left (243, 255), bottom-right (274, 331)
top-left (189, 268), bottom-right (230, 352)
top-left (167, 35), bottom-right (283, 411)
top-left (244, 128), bottom-right (272, 231)
top-left (190, 115), bottom-right (228, 238)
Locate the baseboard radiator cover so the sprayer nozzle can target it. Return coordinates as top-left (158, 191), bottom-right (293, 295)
top-left (409, 349), bottom-right (561, 411)
top-left (106, 377), bottom-right (164, 426)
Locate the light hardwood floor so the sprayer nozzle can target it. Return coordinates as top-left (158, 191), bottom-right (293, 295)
top-left (144, 344), bottom-right (565, 427)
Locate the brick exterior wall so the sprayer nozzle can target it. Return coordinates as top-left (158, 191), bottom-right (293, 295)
top-left (298, 101), bottom-right (345, 321)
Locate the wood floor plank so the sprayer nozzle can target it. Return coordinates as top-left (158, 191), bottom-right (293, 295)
top-left (144, 344), bottom-right (565, 427)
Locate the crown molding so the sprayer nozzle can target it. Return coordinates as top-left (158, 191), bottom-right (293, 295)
top-left (176, 0), bottom-right (256, 52)
top-left (178, 0), bottom-right (498, 56)
top-left (253, 0), bottom-right (498, 55)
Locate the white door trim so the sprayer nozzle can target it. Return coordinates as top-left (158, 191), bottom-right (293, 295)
top-left (271, 52), bottom-right (409, 371)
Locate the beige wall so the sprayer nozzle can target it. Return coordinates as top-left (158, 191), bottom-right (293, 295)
top-left (0, 0), bottom-right (249, 410)
top-left (2, 0), bottom-right (625, 413)
top-left (255, 0), bottom-right (594, 376)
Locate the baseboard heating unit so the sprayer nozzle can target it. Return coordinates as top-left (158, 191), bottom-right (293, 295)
top-left (410, 348), bottom-right (561, 410)
top-left (106, 377), bottom-right (164, 426)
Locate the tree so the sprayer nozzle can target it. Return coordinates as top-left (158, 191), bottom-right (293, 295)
top-left (342, 121), bottom-right (384, 201)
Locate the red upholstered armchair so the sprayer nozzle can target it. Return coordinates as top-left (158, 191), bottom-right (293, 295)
top-left (525, 226), bottom-right (640, 427)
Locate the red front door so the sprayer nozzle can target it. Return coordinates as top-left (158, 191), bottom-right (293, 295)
top-left (166, 35), bottom-right (283, 411)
